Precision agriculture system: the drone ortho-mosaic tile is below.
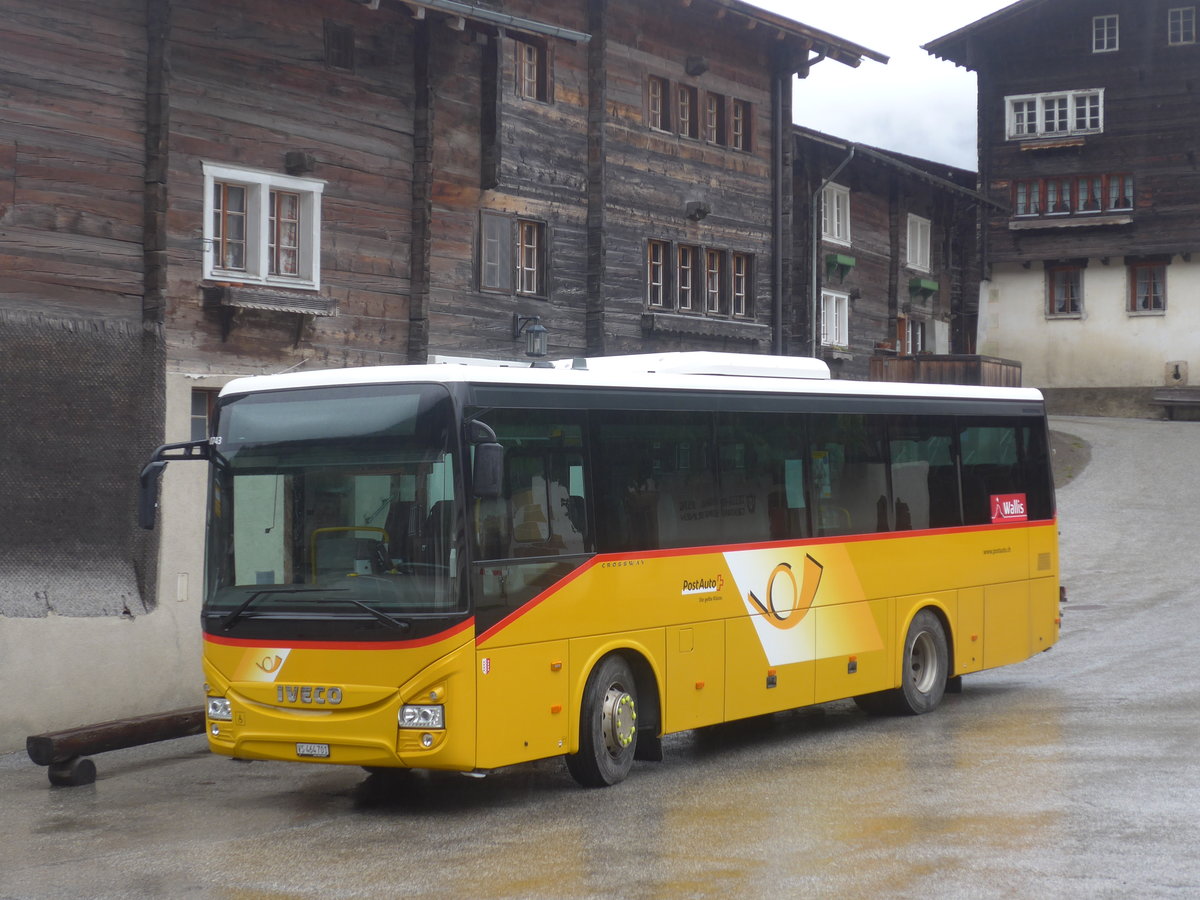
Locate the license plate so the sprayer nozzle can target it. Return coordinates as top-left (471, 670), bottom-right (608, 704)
top-left (296, 742), bottom-right (330, 759)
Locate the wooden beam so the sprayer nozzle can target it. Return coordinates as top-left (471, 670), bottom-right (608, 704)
top-left (27, 707), bottom-right (205, 785)
top-left (26, 707), bottom-right (205, 766)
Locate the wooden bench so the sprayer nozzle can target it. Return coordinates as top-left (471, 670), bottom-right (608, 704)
top-left (1151, 387), bottom-right (1200, 420)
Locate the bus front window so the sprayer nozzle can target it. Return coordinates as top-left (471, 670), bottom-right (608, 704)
top-left (205, 384), bottom-right (462, 629)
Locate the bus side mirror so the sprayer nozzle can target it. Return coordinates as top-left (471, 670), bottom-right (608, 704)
top-left (136, 439), bottom-right (212, 530)
top-left (138, 460), bottom-right (168, 530)
top-left (472, 442), bottom-right (504, 499)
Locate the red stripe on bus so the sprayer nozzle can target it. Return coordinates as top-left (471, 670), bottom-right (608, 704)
top-left (475, 518), bottom-right (1056, 645)
top-left (204, 617), bottom-right (474, 651)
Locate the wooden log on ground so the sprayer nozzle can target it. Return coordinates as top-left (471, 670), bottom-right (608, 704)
top-left (26, 707), bottom-right (205, 786)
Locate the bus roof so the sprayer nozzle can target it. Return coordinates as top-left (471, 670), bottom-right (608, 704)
top-left (218, 352), bottom-right (1044, 405)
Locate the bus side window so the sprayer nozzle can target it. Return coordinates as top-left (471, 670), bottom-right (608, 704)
top-left (717, 411), bottom-right (812, 542)
top-left (809, 414), bottom-right (889, 536)
top-left (959, 419), bottom-right (1052, 524)
top-left (590, 410), bottom-right (718, 552)
top-left (888, 415), bottom-right (960, 530)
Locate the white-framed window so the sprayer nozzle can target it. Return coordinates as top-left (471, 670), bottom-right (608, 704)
top-left (704, 249), bottom-right (725, 313)
top-left (678, 245), bottom-right (698, 310)
top-left (731, 252), bottom-right (750, 316)
top-left (820, 289), bottom-right (849, 347)
top-left (1092, 15), bottom-right (1119, 52)
top-left (731, 100), bottom-right (751, 152)
top-left (1169, 7), bottom-right (1196, 44)
top-left (1005, 89), bottom-right (1104, 140)
top-left (203, 163), bottom-right (323, 289)
top-left (705, 93), bottom-right (726, 144)
top-left (822, 183), bottom-right (851, 245)
top-left (677, 85), bottom-right (698, 139)
top-left (517, 220), bottom-right (542, 296)
top-left (647, 240), bottom-right (668, 307)
top-left (906, 214), bottom-right (931, 272)
top-left (648, 76), bottom-right (670, 132)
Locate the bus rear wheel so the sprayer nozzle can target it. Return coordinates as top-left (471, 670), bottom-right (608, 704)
top-left (855, 609), bottom-right (948, 716)
top-left (566, 654), bottom-right (638, 787)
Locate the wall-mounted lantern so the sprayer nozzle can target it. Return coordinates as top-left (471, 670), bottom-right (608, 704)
top-left (512, 314), bottom-right (548, 358)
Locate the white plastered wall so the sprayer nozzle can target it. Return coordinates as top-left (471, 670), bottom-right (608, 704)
top-left (977, 258), bottom-right (1200, 389)
top-left (0, 374), bottom-right (221, 754)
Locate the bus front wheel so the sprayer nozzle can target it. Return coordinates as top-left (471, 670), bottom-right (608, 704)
top-left (566, 654), bottom-right (638, 787)
top-left (855, 609), bottom-right (948, 716)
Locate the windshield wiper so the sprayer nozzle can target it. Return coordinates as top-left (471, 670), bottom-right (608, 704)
top-left (323, 595), bottom-right (411, 632)
top-left (219, 587), bottom-right (410, 632)
top-left (220, 587), bottom-right (348, 630)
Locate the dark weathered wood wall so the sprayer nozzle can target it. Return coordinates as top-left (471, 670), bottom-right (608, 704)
top-left (165, 0), bottom-right (418, 371)
top-left (0, 0), bottom-right (148, 321)
top-left (792, 134), bottom-right (980, 380)
top-left (977, 0), bottom-right (1200, 265)
top-left (601, 0), bottom-right (777, 355)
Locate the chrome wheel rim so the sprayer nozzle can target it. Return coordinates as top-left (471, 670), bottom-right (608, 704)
top-left (601, 685), bottom-right (637, 757)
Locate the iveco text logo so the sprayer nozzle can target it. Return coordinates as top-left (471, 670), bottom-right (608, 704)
top-left (276, 685), bottom-right (343, 705)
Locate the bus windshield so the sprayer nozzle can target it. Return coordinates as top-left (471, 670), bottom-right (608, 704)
top-left (204, 384), bottom-right (462, 631)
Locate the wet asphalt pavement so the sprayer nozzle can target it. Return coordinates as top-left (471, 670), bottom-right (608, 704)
top-left (1, 415), bottom-right (1198, 899)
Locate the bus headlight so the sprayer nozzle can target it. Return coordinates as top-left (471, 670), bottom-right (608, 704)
top-left (399, 705), bottom-right (444, 729)
top-left (207, 697), bottom-right (233, 722)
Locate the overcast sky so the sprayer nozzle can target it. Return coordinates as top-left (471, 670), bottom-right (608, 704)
top-left (752, 0), bottom-right (1019, 170)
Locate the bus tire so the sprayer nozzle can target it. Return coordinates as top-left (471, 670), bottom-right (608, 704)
top-left (565, 654), bottom-right (638, 788)
top-left (855, 609), bottom-right (948, 716)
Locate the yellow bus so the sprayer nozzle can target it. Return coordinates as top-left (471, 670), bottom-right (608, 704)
top-left (140, 352), bottom-right (1060, 787)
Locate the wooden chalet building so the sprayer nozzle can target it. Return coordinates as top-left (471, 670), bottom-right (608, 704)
top-left (926, 0), bottom-right (1200, 413)
top-left (791, 127), bottom-right (987, 381)
top-left (0, 0), bottom-right (885, 742)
